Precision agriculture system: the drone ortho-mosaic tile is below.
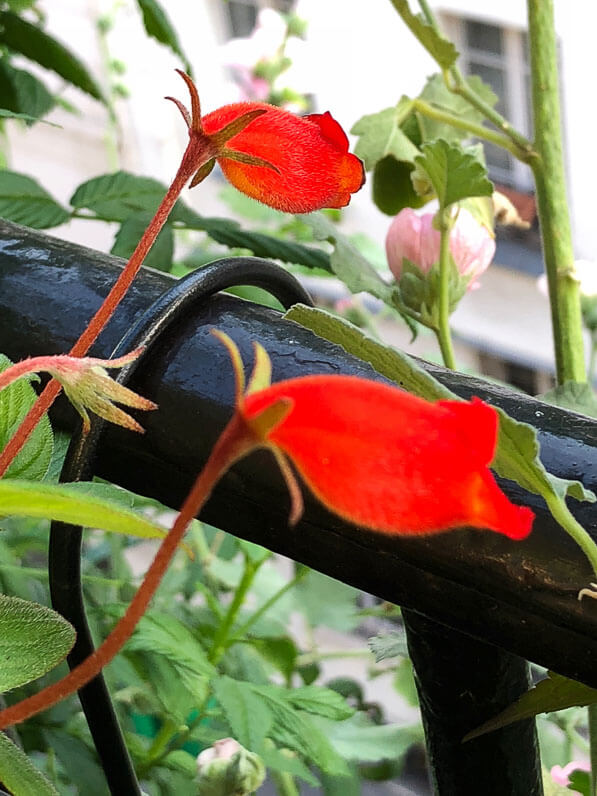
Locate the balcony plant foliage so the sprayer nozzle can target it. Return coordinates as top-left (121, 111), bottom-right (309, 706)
top-left (0, 0), bottom-right (595, 794)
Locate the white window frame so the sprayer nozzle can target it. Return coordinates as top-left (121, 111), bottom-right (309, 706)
top-left (442, 15), bottom-right (534, 192)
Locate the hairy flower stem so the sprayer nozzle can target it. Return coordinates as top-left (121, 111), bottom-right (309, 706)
top-left (0, 414), bottom-right (255, 729)
top-left (435, 209), bottom-right (456, 370)
top-left (0, 134), bottom-right (209, 478)
top-left (528, 0), bottom-right (586, 385)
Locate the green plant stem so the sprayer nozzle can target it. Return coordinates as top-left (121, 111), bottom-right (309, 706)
top-left (590, 334), bottom-right (597, 383)
top-left (544, 493), bottom-right (597, 580)
top-left (208, 557), bottom-right (261, 665)
top-left (228, 567), bottom-right (309, 644)
top-left (435, 209), bottom-right (456, 369)
top-left (270, 770), bottom-right (300, 796)
top-left (589, 703), bottom-right (597, 796)
top-left (144, 717), bottom-right (179, 768)
top-left (528, 0), bottom-right (586, 385)
top-left (412, 99), bottom-right (526, 160)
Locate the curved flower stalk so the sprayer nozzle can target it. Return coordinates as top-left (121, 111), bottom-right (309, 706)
top-left (0, 331), bottom-right (534, 732)
top-left (0, 71), bottom-right (364, 477)
top-left (0, 349), bottom-right (156, 433)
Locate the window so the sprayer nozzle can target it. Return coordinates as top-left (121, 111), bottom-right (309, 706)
top-left (225, 0), bottom-right (295, 38)
top-left (443, 16), bottom-right (533, 192)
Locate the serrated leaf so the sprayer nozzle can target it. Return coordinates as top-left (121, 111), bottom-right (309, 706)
top-left (284, 305), bottom-right (595, 508)
top-left (0, 593), bottom-right (75, 691)
top-left (390, 0), bottom-right (458, 68)
top-left (261, 747), bottom-right (320, 787)
top-left (539, 381), bottom-right (597, 419)
top-left (0, 353), bottom-right (53, 480)
top-left (372, 156), bottom-right (426, 216)
top-left (301, 212), bottom-right (395, 304)
top-left (351, 100), bottom-right (419, 171)
top-left (0, 731), bottom-right (59, 795)
top-left (414, 139), bottom-right (493, 209)
top-left (465, 671), bottom-right (597, 741)
top-left (135, 0), bottom-right (192, 74)
top-left (283, 686), bottom-right (354, 720)
top-left (368, 632), bottom-right (409, 663)
top-left (0, 480), bottom-right (180, 544)
top-left (0, 11), bottom-right (104, 100)
top-left (0, 60), bottom-right (54, 121)
top-left (212, 675), bottom-right (274, 751)
top-left (0, 170), bottom-right (70, 228)
top-left (111, 212), bottom-right (174, 272)
top-left (417, 73), bottom-right (498, 143)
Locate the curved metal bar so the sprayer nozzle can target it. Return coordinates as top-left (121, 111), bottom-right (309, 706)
top-left (48, 258), bottom-right (312, 795)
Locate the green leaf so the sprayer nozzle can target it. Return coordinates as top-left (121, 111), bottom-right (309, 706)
top-left (391, 0), bottom-right (458, 68)
top-left (0, 480), bottom-right (179, 542)
top-left (300, 212), bottom-right (395, 304)
top-left (212, 674), bottom-right (275, 751)
top-left (0, 107), bottom-right (60, 126)
top-left (0, 593), bottom-right (75, 691)
top-left (351, 100), bottom-right (419, 171)
top-left (539, 381), bottom-right (597, 419)
top-left (368, 632), bottom-right (409, 663)
top-left (135, 0), bottom-right (192, 73)
top-left (0, 170), bottom-right (70, 229)
top-left (465, 671), bottom-right (597, 741)
top-left (372, 156), bottom-right (426, 216)
top-left (111, 212), bottom-right (174, 272)
top-left (0, 353), bottom-right (53, 480)
top-left (283, 686), bottom-right (354, 720)
top-left (0, 731), bottom-right (59, 795)
top-left (417, 73), bottom-right (498, 143)
top-left (292, 569), bottom-right (359, 631)
top-left (249, 637), bottom-right (298, 680)
top-left (284, 305), bottom-right (595, 507)
top-left (319, 712), bottom-right (423, 763)
top-left (0, 11), bottom-right (104, 100)
top-left (0, 61), bottom-right (54, 121)
top-left (414, 139), bottom-right (493, 209)
top-left (42, 729), bottom-right (106, 796)
top-left (260, 746), bottom-right (320, 786)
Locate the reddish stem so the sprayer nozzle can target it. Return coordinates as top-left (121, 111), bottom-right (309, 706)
top-left (0, 134), bottom-right (208, 477)
top-left (0, 414), bottom-right (256, 729)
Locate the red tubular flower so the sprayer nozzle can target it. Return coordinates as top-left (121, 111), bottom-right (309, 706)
top-left (220, 332), bottom-right (534, 540)
top-left (202, 105), bottom-right (365, 212)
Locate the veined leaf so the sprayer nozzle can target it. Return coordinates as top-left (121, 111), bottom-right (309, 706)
top-left (417, 73), bottom-right (498, 143)
top-left (318, 712), bottom-right (423, 763)
top-left (351, 100), bottom-right (419, 171)
top-left (284, 305), bottom-right (595, 507)
top-left (368, 632), bottom-right (409, 663)
top-left (282, 686), bottom-right (354, 720)
top-left (0, 170), bottom-right (70, 229)
top-left (0, 731), bottom-right (59, 795)
top-left (414, 139), bottom-right (493, 209)
top-left (0, 480), bottom-right (176, 543)
top-left (0, 593), bottom-right (75, 691)
top-left (539, 381), bottom-right (597, 419)
top-left (465, 671), bottom-right (597, 741)
top-left (0, 353), bottom-right (53, 480)
top-left (0, 11), bottom-right (103, 100)
top-left (135, 0), bottom-right (192, 74)
top-left (0, 61), bottom-right (54, 121)
top-left (212, 675), bottom-right (274, 751)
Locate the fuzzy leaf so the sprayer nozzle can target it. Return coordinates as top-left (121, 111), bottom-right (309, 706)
top-left (414, 139), bottom-right (493, 209)
top-left (539, 381), bottom-right (597, 419)
top-left (212, 674), bottom-right (274, 751)
top-left (0, 593), bottom-right (75, 691)
top-left (390, 0), bottom-right (458, 68)
top-left (135, 0), bottom-right (192, 73)
top-left (0, 731), bottom-right (59, 795)
top-left (0, 170), bottom-right (70, 228)
top-left (465, 671), bottom-right (597, 741)
top-left (284, 306), bottom-right (595, 507)
top-left (351, 100), bottom-right (419, 171)
top-left (0, 353), bottom-right (53, 480)
top-left (111, 212), bottom-right (174, 272)
top-left (301, 212), bottom-right (396, 304)
top-left (0, 480), bottom-right (179, 542)
top-left (368, 632), bottom-right (409, 663)
top-left (417, 73), bottom-right (498, 143)
top-left (0, 11), bottom-right (103, 100)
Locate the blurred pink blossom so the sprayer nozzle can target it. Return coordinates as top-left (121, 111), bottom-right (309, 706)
top-left (550, 760), bottom-right (590, 794)
top-left (385, 207), bottom-right (495, 289)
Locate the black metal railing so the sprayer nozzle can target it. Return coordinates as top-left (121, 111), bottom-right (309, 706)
top-left (3, 219), bottom-right (597, 793)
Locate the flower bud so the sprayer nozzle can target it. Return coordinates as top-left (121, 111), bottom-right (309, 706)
top-left (385, 206), bottom-right (495, 288)
top-left (196, 738), bottom-right (266, 796)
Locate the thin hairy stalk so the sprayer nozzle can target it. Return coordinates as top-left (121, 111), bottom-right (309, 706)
top-left (0, 414), bottom-right (255, 729)
top-left (528, 0), bottom-right (586, 384)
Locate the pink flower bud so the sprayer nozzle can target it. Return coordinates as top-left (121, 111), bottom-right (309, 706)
top-left (385, 207), bottom-right (495, 289)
